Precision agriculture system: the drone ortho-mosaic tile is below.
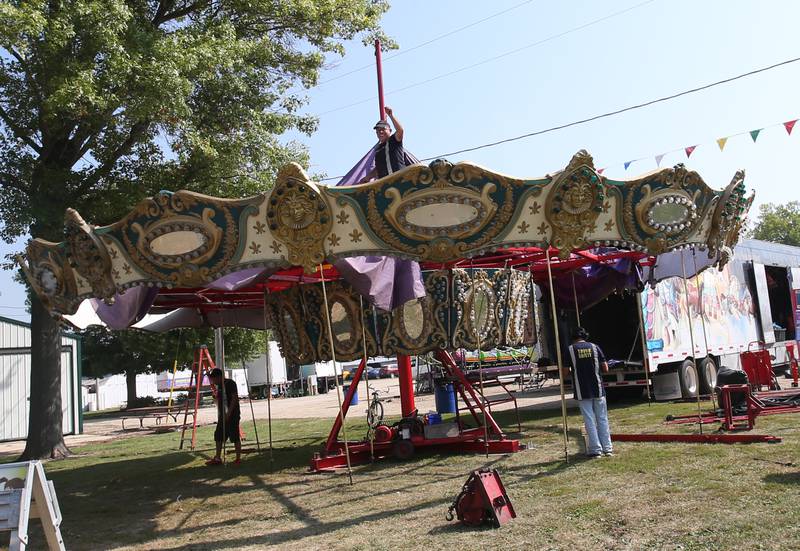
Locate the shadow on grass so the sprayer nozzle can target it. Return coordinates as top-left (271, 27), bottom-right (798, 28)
top-left (48, 441), bottom-right (323, 548)
top-left (763, 471), bottom-right (800, 485)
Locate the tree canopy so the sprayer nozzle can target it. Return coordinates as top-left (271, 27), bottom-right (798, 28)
top-left (0, 0), bottom-right (392, 458)
top-left (748, 201), bottom-right (800, 247)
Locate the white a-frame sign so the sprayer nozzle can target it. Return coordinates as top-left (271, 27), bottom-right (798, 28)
top-left (0, 461), bottom-right (65, 550)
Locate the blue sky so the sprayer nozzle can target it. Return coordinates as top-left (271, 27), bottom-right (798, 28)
top-left (2, 0), bottom-right (798, 322)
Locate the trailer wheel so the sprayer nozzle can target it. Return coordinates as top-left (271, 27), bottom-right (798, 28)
top-left (679, 359), bottom-right (699, 399)
top-left (699, 357), bottom-right (717, 395)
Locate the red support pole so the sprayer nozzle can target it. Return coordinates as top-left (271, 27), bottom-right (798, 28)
top-left (397, 354), bottom-right (415, 417)
top-left (324, 358), bottom-right (366, 452)
top-left (375, 39), bottom-right (385, 120)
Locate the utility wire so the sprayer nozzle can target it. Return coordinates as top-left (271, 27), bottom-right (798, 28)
top-left (314, 0), bottom-right (541, 88)
top-left (319, 55), bottom-right (800, 180)
top-left (422, 55), bottom-right (800, 160)
top-left (318, 0), bottom-right (658, 116)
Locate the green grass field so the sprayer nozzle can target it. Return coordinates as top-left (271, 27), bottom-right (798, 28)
top-left (8, 400), bottom-right (800, 550)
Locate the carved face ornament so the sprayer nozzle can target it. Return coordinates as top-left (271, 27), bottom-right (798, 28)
top-left (280, 193), bottom-right (314, 230)
top-left (562, 182), bottom-right (594, 214)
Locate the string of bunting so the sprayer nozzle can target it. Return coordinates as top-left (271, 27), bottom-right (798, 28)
top-left (597, 117), bottom-right (798, 175)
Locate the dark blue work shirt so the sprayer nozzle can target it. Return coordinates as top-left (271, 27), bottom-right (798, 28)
top-left (375, 135), bottom-right (406, 178)
top-left (567, 341), bottom-right (606, 400)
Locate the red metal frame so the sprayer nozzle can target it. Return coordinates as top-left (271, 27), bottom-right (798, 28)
top-left (179, 345), bottom-right (216, 450)
top-left (612, 433), bottom-right (781, 444)
top-left (740, 341), bottom-right (778, 390)
top-left (786, 341), bottom-right (799, 387)
top-left (397, 354), bottom-right (415, 417)
top-left (311, 350), bottom-right (520, 472)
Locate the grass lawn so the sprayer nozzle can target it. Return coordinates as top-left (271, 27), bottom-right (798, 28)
top-left (7, 399), bottom-right (800, 550)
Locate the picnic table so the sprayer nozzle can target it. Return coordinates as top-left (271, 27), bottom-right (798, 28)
top-left (120, 406), bottom-right (194, 431)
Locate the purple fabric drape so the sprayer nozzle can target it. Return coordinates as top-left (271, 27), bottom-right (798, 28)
top-left (92, 286), bottom-right (158, 330)
top-left (335, 144), bottom-right (421, 187)
top-left (333, 144), bottom-right (426, 311)
top-left (208, 267), bottom-right (274, 291)
top-left (544, 258), bottom-right (643, 310)
top-left (334, 256), bottom-right (426, 312)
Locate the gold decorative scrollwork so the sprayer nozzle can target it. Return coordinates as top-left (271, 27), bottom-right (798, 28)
top-left (64, 208), bottom-right (116, 303)
top-left (119, 191), bottom-right (237, 287)
top-left (707, 170), bottom-right (751, 267)
top-left (452, 269), bottom-right (501, 350)
top-left (500, 270), bottom-right (533, 346)
top-left (18, 241), bottom-right (79, 314)
top-left (266, 163), bottom-right (332, 272)
top-left (545, 150), bottom-right (605, 258)
top-left (304, 281), bottom-right (378, 362)
top-left (267, 288), bottom-right (315, 366)
top-left (363, 159), bottom-right (524, 262)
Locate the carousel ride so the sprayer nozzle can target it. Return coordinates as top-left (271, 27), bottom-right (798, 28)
top-left (18, 149), bottom-right (753, 473)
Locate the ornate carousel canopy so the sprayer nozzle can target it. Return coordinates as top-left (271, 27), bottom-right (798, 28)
top-left (19, 150), bottom-right (752, 329)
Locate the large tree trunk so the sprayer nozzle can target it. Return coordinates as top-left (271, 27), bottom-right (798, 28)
top-left (125, 370), bottom-right (137, 408)
top-left (19, 295), bottom-right (70, 460)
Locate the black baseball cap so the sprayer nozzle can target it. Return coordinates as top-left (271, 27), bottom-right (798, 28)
top-left (572, 327), bottom-right (589, 340)
top-left (373, 120), bottom-right (390, 130)
top-left (209, 368), bottom-right (223, 378)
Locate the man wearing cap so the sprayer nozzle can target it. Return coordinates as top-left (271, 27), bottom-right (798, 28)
top-left (360, 106), bottom-right (406, 182)
top-left (564, 327), bottom-right (613, 458)
top-left (206, 367), bottom-right (242, 465)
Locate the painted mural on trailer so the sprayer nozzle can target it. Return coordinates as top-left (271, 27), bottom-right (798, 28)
top-left (643, 260), bottom-right (758, 355)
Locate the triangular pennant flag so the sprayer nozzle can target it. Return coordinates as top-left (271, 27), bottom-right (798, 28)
top-left (597, 168), bottom-right (605, 174)
top-left (716, 137), bottom-right (728, 151)
top-left (624, 160), bottom-right (634, 170)
top-left (749, 129), bottom-right (762, 142)
top-left (784, 120), bottom-right (797, 135)
top-left (655, 154), bottom-right (665, 167)
top-left (685, 145), bottom-right (697, 158)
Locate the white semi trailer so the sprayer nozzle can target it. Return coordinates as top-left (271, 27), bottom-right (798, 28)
top-left (548, 239), bottom-right (800, 399)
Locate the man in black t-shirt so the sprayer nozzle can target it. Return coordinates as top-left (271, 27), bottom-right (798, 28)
top-left (360, 106), bottom-right (406, 182)
top-left (206, 368), bottom-right (241, 465)
top-left (565, 327), bottom-right (613, 458)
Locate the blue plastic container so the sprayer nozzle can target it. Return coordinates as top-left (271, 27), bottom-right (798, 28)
top-left (428, 413), bottom-right (442, 425)
top-left (434, 383), bottom-right (456, 414)
top-left (343, 384), bottom-right (359, 405)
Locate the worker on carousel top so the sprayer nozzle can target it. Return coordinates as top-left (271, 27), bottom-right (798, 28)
top-left (360, 106), bottom-right (406, 182)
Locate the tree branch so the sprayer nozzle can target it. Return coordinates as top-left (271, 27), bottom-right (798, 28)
top-left (77, 120), bottom-right (150, 194)
top-left (153, 1), bottom-right (207, 26)
top-left (0, 104), bottom-right (42, 154)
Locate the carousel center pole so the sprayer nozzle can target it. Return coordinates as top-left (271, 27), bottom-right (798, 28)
top-left (397, 355), bottom-right (416, 417)
top-left (545, 248), bottom-right (570, 463)
top-left (375, 39), bottom-right (386, 120)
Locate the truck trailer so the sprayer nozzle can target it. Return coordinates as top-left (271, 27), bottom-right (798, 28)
top-left (542, 239), bottom-right (800, 400)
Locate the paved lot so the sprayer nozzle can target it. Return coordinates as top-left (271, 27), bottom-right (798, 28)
top-left (0, 377), bottom-right (575, 456)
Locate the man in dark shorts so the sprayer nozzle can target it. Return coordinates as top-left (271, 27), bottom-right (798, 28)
top-left (360, 105), bottom-right (406, 182)
top-left (206, 367), bottom-right (241, 465)
top-left (564, 327), bottom-right (613, 458)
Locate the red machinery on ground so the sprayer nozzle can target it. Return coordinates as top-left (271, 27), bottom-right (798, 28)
top-left (660, 342), bottom-right (800, 441)
top-left (446, 469), bottom-right (516, 528)
top-left (311, 349), bottom-right (521, 471)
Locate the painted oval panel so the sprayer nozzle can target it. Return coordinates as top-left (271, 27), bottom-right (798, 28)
top-left (404, 203), bottom-right (479, 229)
top-left (149, 231), bottom-right (206, 256)
top-left (402, 300), bottom-right (424, 340)
top-left (330, 301), bottom-right (353, 344)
